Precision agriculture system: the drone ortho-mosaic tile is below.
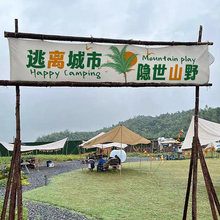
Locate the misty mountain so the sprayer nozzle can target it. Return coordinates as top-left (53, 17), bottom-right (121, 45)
top-left (36, 106), bottom-right (220, 142)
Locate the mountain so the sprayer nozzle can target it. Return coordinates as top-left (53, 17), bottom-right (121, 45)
top-left (36, 106), bottom-right (220, 142)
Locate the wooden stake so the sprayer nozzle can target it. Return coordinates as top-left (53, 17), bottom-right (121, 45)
top-left (197, 139), bottom-right (218, 219)
top-left (182, 148), bottom-right (194, 220)
top-left (8, 19), bottom-right (23, 220)
top-left (1, 141), bottom-right (17, 219)
top-left (183, 25), bottom-right (220, 220)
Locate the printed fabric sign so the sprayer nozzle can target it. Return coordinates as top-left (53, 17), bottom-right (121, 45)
top-left (8, 38), bottom-right (210, 84)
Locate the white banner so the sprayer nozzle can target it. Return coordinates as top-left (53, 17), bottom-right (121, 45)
top-left (8, 38), bottom-right (210, 84)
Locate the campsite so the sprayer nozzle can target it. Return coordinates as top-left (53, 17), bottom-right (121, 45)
top-left (0, 121), bottom-right (219, 219)
top-left (0, 1), bottom-right (220, 220)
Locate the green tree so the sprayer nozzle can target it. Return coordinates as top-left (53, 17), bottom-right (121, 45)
top-left (102, 45), bottom-right (137, 83)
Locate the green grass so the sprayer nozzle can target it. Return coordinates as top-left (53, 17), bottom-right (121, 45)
top-left (23, 159), bottom-right (220, 220)
top-left (0, 151), bottom-right (218, 166)
top-left (0, 154), bottom-right (84, 166)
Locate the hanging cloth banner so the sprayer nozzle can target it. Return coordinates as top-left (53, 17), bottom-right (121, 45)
top-left (8, 38), bottom-right (210, 84)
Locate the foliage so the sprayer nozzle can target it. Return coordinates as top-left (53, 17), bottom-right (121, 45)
top-left (23, 159), bottom-right (220, 220)
top-left (0, 197), bottom-right (28, 220)
top-left (0, 154), bottom-right (92, 166)
top-left (36, 106), bottom-right (220, 141)
top-left (0, 165), bottom-right (29, 187)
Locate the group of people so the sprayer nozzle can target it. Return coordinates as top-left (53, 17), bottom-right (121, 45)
top-left (88, 154), bottom-right (121, 171)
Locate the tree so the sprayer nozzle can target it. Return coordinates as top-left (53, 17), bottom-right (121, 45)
top-left (102, 45), bottom-right (137, 83)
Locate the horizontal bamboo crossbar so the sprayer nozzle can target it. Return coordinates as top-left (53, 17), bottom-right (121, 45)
top-left (4, 32), bottom-right (213, 46)
top-left (0, 80), bottom-right (212, 87)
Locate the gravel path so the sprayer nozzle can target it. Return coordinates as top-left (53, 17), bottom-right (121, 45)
top-left (1, 157), bottom-right (152, 219)
top-left (25, 200), bottom-right (89, 220)
top-left (24, 160), bottom-right (91, 220)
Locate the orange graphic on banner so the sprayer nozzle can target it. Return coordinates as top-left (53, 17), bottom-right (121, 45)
top-left (169, 64), bottom-right (182, 80)
top-left (48, 50), bottom-right (65, 69)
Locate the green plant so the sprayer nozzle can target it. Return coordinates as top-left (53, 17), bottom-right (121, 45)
top-left (102, 45), bottom-right (137, 83)
top-left (0, 166), bottom-right (29, 187)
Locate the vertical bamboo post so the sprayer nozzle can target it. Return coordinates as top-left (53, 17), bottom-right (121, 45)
top-left (9, 87), bottom-right (22, 220)
top-left (183, 25), bottom-right (201, 220)
top-left (183, 25), bottom-right (220, 220)
top-left (2, 18), bottom-right (22, 220)
top-left (13, 19), bottom-right (22, 220)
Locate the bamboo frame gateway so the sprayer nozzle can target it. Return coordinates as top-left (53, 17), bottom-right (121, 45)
top-left (0, 19), bottom-right (219, 220)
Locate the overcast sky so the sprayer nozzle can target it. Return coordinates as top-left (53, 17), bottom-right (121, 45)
top-left (0, 0), bottom-right (219, 142)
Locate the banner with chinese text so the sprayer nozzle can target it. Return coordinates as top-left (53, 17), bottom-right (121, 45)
top-left (8, 38), bottom-right (210, 84)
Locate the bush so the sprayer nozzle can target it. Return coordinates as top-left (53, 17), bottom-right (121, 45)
top-left (0, 165), bottom-right (29, 187)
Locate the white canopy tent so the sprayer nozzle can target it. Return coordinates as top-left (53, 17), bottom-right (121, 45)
top-left (0, 138), bottom-right (68, 152)
top-left (79, 132), bottom-right (105, 148)
top-left (181, 117), bottom-right (220, 150)
top-left (80, 132), bottom-right (128, 149)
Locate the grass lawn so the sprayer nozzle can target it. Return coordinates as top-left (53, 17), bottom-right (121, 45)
top-left (23, 159), bottom-right (220, 220)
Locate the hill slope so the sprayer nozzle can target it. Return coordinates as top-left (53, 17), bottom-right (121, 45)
top-left (36, 106), bottom-right (220, 142)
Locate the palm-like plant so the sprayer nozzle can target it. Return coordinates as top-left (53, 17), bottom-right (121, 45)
top-left (102, 45), bottom-right (137, 83)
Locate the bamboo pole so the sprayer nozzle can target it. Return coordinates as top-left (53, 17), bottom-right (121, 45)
top-left (4, 31), bottom-right (213, 45)
top-left (1, 140), bottom-right (17, 219)
top-left (183, 25), bottom-right (220, 220)
top-left (0, 80), bottom-right (212, 88)
top-left (182, 146), bottom-right (194, 220)
top-left (182, 25), bottom-right (200, 220)
top-left (7, 19), bottom-right (23, 220)
top-left (15, 20), bottom-right (23, 220)
top-left (197, 139), bottom-right (218, 219)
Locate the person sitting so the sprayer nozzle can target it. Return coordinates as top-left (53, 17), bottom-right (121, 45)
top-left (115, 155), bottom-right (121, 165)
top-left (97, 156), bottom-right (106, 172)
top-left (98, 157), bottom-right (106, 166)
top-left (88, 158), bottom-right (95, 171)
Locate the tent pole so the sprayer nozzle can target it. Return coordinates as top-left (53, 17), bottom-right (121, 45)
top-left (120, 125), bottom-right (122, 176)
top-left (66, 141), bottom-right (68, 155)
top-left (139, 144), bottom-right (142, 168)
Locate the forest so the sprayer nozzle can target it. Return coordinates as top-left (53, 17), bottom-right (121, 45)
top-left (36, 106), bottom-right (220, 142)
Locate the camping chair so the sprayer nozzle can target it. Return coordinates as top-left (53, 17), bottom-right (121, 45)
top-left (97, 164), bottom-right (103, 172)
top-left (25, 157), bottom-right (36, 169)
top-left (88, 159), bottom-right (95, 171)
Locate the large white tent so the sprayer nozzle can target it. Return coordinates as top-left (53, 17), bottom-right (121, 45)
top-left (0, 138), bottom-right (68, 152)
top-left (181, 117), bottom-right (220, 150)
